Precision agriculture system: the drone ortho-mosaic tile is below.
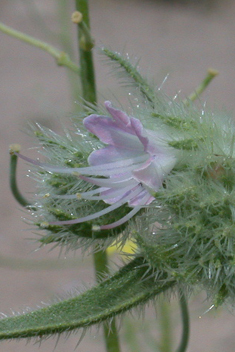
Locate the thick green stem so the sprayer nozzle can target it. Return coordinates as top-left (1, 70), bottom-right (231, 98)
top-left (0, 21), bottom-right (80, 74)
top-left (75, 1), bottom-right (118, 351)
top-left (176, 290), bottom-right (190, 352)
top-left (75, 0), bottom-right (96, 104)
top-left (93, 250), bottom-right (121, 352)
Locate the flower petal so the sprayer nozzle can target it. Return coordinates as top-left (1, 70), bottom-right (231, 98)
top-left (88, 145), bottom-right (147, 166)
top-left (84, 114), bottom-right (144, 151)
top-left (132, 154), bottom-right (176, 191)
top-left (104, 101), bottom-right (133, 132)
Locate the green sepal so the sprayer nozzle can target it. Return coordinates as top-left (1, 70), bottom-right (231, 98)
top-left (0, 257), bottom-right (175, 341)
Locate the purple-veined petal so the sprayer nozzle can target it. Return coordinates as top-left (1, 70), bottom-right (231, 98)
top-left (130, 117), bottom-right (149, 151)
top-left (84, 114), bottom-right (145, 151)
top-left (104, 101), bottom-right (133, 132)
top-left (88, 145), bottom-right (147, 166)
top-left (132, 154), bottom-right (176, 191)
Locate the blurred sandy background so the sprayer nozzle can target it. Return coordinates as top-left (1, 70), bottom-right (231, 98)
top-left (1, 0), bottom-right (235, 351)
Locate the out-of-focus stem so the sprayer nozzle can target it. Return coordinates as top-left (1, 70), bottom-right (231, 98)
top-left (93, 250), bottom-right (121, 352)
top-left (158, 299), bottom-right (172, 352)
top-left (0, 21), bottom-right (80, 74)
top-left (57, 1), bottom-right (81, 102)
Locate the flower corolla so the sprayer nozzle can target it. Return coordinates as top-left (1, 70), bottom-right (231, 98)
top-left (18, 101), bottom-right (176, 230)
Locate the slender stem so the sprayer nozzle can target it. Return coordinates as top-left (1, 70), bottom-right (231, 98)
top-left (184, 68), bottom-right (219, 105)
top-left (176, 289), bottom-right (190, 352)
top-left (0, 21), bottom-right (80, 74)
top-left (9, 147), bottom-right (31, 207)
top-left (93, 250), bottom-right (121, 352)
top-left (75, 0), bottom-right (96, 104)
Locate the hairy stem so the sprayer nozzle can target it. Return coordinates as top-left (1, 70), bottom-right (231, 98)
top-left (184, 68), bottom-right (218, 104)
top-left (101, 47), bottom-right (155, 105)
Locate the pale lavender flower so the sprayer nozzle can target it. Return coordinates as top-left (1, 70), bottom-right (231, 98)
top-left (18, 101), bottom-right (176, 230)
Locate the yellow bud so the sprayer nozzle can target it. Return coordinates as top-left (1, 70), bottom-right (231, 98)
top-left (9, 144), bottom-right (21, 154)
top-left (207, 68), bottom-right (219, 77)
top-left (71, 11), bottom-right (83, 24)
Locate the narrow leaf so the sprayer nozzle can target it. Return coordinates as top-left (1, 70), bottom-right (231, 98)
top-left (0, 257), bottom-right (175, 341)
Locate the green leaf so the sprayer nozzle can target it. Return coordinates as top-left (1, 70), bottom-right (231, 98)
top-left (0, 257), bottom-right (175, 341)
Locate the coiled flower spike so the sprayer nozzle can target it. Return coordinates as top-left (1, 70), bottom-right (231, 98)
top-left (18, 101), bottom-right (176, 230)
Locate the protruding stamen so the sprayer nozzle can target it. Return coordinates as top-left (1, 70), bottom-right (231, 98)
top-left (49, 184), bottom-right (143, 226)
top-left (43, 193), bottom-right (50, 198)
top-left (40, 221), bottom-right (49, 228)
top-left (16, 152), bottom-right (147, 177)
top-left (92, 225), bottom-right (101, 232)
top-left (99, 206), bottom-right (142, 230)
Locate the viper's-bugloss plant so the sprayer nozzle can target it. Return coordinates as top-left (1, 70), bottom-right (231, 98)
top-left (3, 46), bottom-right (234, 343)
top-left (22, 60), bottom-right (235, 305)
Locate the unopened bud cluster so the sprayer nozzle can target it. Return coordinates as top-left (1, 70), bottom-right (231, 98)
top-left (135, 102), bottom-right (235, 305)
